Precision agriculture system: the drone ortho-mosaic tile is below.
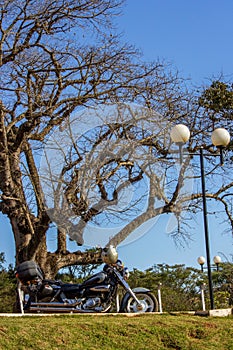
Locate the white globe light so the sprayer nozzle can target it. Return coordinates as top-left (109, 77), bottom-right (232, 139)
top-left (197, 256), bottom-right (206, 265)
top-left (211, 128), bottom-right (230, 147)
top-left (213, 255), bottom-right (221, 265)
top-left (170, 124), bottom-right (190, 143)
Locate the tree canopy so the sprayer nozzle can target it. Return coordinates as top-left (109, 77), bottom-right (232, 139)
top-left (0, 0), bottom-right (232, 277)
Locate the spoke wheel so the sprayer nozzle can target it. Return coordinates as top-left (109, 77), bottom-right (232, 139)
top-left (124, 292), bottom-right (158, 313)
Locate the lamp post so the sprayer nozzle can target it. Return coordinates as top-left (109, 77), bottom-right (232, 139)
top-left (197, 255), bottom-right (222, 272)
top-left (170, 124), bottom-right (230, 310)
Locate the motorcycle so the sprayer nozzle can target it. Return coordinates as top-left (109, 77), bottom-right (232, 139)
top-left (15, 246), bottom-right (158, 314)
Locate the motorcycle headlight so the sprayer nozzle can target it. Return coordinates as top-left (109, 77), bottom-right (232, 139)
top-left (101, 245), bottom-right (118, 264)
top-left (123, 267), bottom-right (130, 280)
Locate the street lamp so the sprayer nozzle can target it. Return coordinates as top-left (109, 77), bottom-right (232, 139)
top-left (170, 124), bottom-right (230, 310)
top-left (197, 255), bottom-right (222, 272)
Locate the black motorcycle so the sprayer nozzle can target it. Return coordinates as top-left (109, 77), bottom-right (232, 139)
top-left (16, 247), bottom-right (158, 314)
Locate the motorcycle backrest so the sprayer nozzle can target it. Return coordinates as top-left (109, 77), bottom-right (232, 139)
top-left (16, 260), bottom-right (44, 284)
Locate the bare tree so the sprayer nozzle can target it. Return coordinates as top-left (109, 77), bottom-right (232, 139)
top-left (1, 1), bottom-right (232, 278)
top-left (0, 0), bottom-right (189, 276)
top-left (41, 99), bottom-right (233, 255)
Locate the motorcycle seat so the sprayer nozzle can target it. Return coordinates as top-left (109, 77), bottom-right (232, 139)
top-left (60, 283), bottom-right (81, 293)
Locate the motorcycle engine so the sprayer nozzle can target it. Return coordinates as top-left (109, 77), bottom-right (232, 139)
top-left (83, 297), bottom-right (101, 309)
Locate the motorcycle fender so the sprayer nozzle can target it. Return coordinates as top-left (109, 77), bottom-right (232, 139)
top-left (119, 287), bottom-right (151, 312)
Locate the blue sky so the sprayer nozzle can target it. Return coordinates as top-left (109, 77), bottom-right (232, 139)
top-left (118, 0), bottom-right (233, 83)
top-left (117, 0), bottom-right (233, 269)
top-left (1, 0), bottom-right (233, 270)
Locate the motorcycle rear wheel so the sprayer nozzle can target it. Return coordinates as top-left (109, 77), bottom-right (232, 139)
top-left (124, 292), bottom-right (158, 313)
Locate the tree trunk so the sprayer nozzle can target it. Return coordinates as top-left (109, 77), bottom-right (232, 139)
top-left (13, 223), bottom-right (102, 278)
top-left (37, 248), bottom-right (103, 279)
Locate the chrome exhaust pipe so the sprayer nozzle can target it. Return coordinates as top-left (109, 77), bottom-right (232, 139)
top-left (30, 302), bottom-right (79, 308)
top-left (29, 306), bottom-right (95, 313)
top-left (30, 307), bottom-right (76, 312)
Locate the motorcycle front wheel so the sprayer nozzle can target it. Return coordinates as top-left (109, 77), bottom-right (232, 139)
top-left (124, 292), bottom-right (158, 313)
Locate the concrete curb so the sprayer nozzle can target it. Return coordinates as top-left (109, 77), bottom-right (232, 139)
top-left (195, 308), bottom-right (233, 317)
top-left (0, 309), bottom-right (233, 317)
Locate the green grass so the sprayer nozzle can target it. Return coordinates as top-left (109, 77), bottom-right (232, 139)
top-left (0, 314), bottom-right (233, 349)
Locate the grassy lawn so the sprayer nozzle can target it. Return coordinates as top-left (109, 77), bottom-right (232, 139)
top-left (0, 313), bottom-right (233, 349)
